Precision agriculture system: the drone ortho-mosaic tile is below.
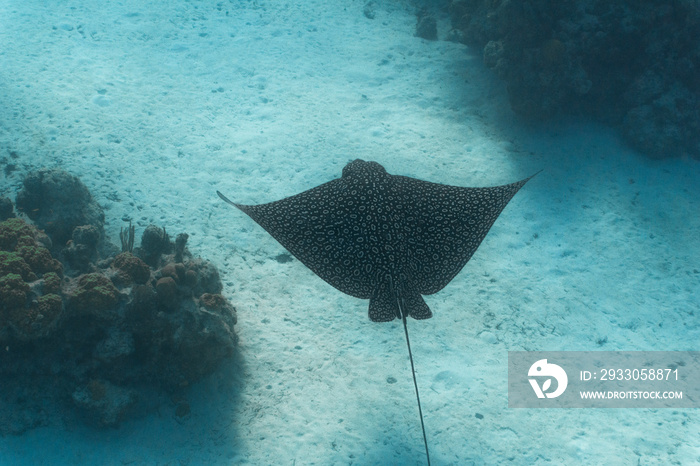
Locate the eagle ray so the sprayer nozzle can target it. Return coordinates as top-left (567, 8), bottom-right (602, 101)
top-left (217, 159), bottom-right (537, 465)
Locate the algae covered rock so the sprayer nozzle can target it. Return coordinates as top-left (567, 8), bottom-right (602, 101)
top-left (0, 197), bottom-right (14, 221)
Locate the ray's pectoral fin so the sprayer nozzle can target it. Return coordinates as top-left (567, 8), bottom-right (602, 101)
top-left (369, 276), bottom-right (433, 322)
top-left (216, 190), bottom-right (237, 207)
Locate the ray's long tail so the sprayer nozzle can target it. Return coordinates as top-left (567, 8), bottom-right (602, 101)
top-left (402, 315), bottom-right (431, 466)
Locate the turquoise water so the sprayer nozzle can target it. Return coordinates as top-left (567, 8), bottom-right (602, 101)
top-left (0, 0), bottom-right (698, 464)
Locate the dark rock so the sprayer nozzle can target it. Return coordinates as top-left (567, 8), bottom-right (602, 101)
top-left (184, 269), bottom-right (197, 288)
top-left (0, 380), bottom-right (52, 435)
top-left (94, 327), bottom-right (135, 367)
top-left (71, 225), bottom-right (100, 248)
top-left (63, 225), bottom-right (100, 272)
top-left (175, 401), bottom-right (191, 419)
top-left (127, 284), bottom-right (157, 321)
top-left (157, 293), bottom-right (237, 387)
top-left (72, 380), bottom-right (137, 427)
top-left (174, 233), bottom-right (188, 263)
top-left (0, 197), bottom-right (14, 221)
top-left (416, 11), bottom-right (438, 41)
top-left (16, 169), bottom-right (105, 249)
top-left (363, 1), bottom-right (376, 20)
top-left (185, 258), bottom-right (223, 296)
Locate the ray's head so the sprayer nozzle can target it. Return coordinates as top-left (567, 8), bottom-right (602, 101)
top-left (342, 159), bottom-right (388, 179)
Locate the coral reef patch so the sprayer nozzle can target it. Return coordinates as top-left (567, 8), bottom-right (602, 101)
top-left (448, 0), bottom-right (700, 159)
top-left (0, 171), bottom-right (237, 434)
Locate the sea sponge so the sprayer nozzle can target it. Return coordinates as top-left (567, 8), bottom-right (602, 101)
top-left (156, 276), bottom-right (178, 310)
top-left (69, 273), bottom-right (119, 314)
top-left (174, 233), bottom-right (189, 262)
top-left (159, 263), bottom-right (181, 282)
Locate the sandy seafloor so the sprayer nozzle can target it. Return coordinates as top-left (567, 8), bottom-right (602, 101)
top-left (1, 0), bottom-right (699, 464)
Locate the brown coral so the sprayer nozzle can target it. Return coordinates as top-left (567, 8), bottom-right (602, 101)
top-left (69, 273), bottom-right (119, 314)
top-left (42, 272), bottom-right (62, 295)
top-left (0, 251), bottom-right (35, 282)
top-left (0, 218), bottom-right (36, 251)
top-left (112, 252), bottom-right (151, 285)
top-left (0, 273), bottom-right (30, 311)
top-left (16, 244), bottom-right (63, 276)
top-left (7, 293), bottom-right (63, 339)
